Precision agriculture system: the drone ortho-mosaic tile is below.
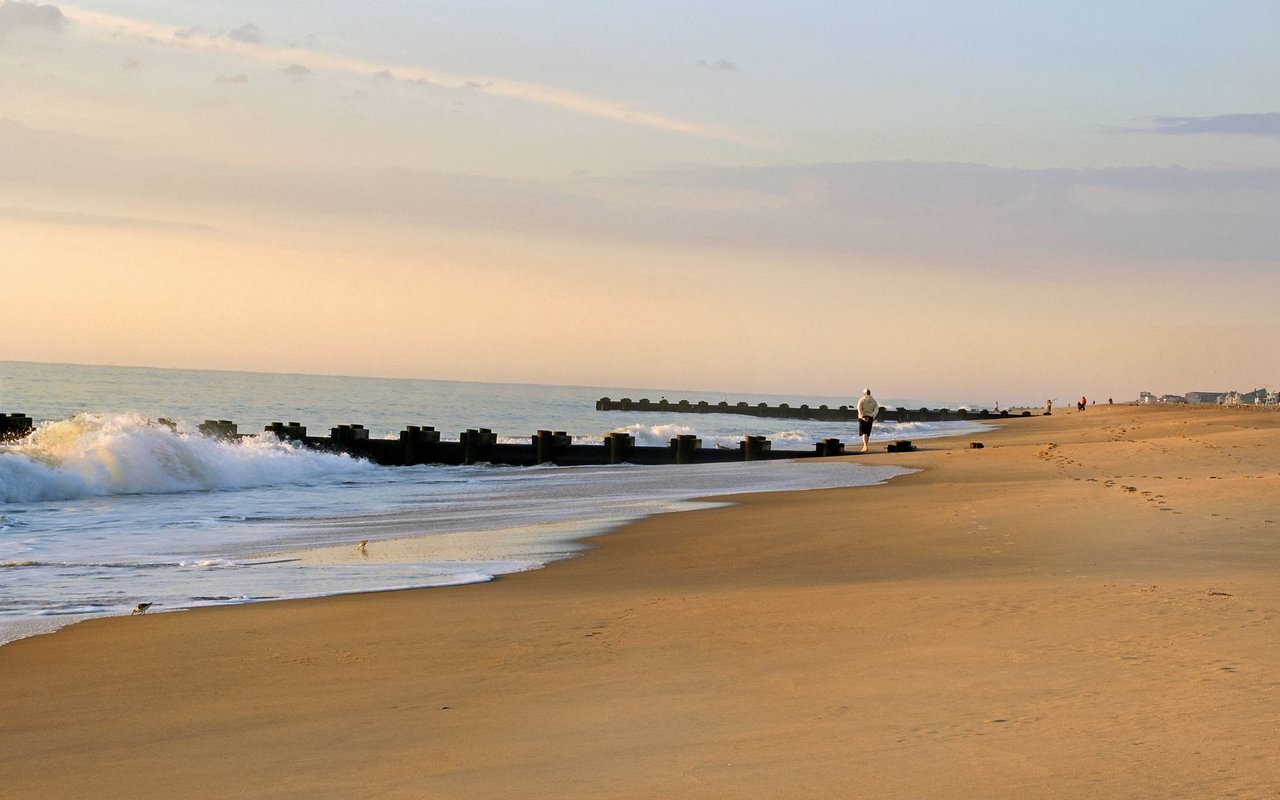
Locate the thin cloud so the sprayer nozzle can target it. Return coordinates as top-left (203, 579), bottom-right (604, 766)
top-left (0, 205), bottom-right (215, 232)
top-left (56, 3), bottom-right (750, 142)
top-left (0, 0), bottom-right (67, 35)
top-left (696, 58), bottom-right (737, 72)
top-left (1146, 112), bottom-right (1280, 138)
top-left (4, 111), bottom-right (1278, 271)
top-left (226, 22), bottom-right (262, 45)
top-left (215, 73), bottom-right (248, 84)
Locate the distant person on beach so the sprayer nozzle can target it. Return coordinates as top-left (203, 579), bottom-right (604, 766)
top-left (1078, 396), bottom-right (1087, 411)
top-left (856, 389), bottom-right (880, 452)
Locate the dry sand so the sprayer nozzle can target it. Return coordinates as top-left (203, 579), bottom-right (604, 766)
top-left (2, 404), bottom-right (1279, 798)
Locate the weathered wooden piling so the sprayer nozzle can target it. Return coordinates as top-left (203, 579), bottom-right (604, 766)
top-left (604, 431), bottom-right (635, 464)
top-left (742, 434), bottom-right (772, 461)
top-left (400, 425), bottom-right (441, 465)
top-left (324, 424), bottom-right (371, 459)
top-left (460, 428), bottom-right (497, 465)
top-left (671, 434), bottom-right (702, 464)
top-left (0, 413), bottom-right (34, 441)
top-left (198, 419), bottom-right (238, 439)
top-left (266, 422), bottom-right (308, 442)
top-left (331, 424), bottom-right (369, 443)
top-left (534, 430), bottom-right (573, 464)
top-left (816, 438), bottom-right (845, 457)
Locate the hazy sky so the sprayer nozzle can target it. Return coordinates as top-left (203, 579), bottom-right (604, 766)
top-left (2, 0), bottom-right (1278, 404)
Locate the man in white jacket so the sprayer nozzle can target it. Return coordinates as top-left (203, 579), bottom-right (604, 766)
top-left (856, 388), bottom-right (880, 452)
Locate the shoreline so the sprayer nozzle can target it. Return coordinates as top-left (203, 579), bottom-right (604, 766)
top-left (4, 405), bottom-right (1280, 798)
top-left (0, 455), bottom-right (916, 648)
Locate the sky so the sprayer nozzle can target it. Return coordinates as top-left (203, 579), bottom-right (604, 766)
top-left (1, 0), bottom-right (1278, 406)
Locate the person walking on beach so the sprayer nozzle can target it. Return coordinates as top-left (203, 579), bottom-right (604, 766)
top-left (856, 388), bottom-right (880, 452)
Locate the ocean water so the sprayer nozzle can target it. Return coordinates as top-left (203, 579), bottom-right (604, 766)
top-left (0, 361), bottom-right (990, 645)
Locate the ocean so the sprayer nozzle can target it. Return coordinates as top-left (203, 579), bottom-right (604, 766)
top-left (0, 361), bottom-right (990, 645)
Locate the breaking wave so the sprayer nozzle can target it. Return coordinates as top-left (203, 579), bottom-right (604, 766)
top-left (0, 413), bottom-right (377, 503)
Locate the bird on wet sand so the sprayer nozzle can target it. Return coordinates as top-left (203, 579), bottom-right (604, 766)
top-left (132, 602), bottom-right (153, 615)
top-left (357, 539), bottom-right (368, 554)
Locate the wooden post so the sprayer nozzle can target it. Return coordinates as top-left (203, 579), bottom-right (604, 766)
top-left (265, 422), bottom-right (307, 441)
top-left (330, 424), bottom-right (369, 443)
top-left (741, 435), bottom-right (771, 461)
top-left (534, 430), bottom-right (573, 464)
top-left (815, 438), bottom-right (844, 457)
top-left (198, 419), bottom-right (239, 440)
top-left (605, 432), bottom-right (635, 464)
top-left (400, 425), bottom-right (440, 465)
top-left (671, 434), bottom-right (701, 464)
top-left (461, 428), bottom-right (497, 465)
top-left (0, 413), bottom-right (34, 441)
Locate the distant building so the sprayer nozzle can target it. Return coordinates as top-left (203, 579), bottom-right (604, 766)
top-left (1229, 388), bottom-right (1272, 406)
top-left (1185, 391), bottom-right (1227, 405)
top-left (1140, 389), bottom-right (1274, 406)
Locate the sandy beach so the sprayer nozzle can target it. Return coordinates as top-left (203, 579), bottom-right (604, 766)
top-left (2, 403), bottom-right (1279, 799)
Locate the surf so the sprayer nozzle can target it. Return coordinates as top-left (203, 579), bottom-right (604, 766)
top-left (0, 412), bottom-right (376, 503)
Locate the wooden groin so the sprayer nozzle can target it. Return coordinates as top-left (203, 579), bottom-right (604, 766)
top-left (0, 413), bottom-right (851, 467)
top-left (198, 421), bottom-right (856, 466)
top-left (595, 397), bottom-right (1030, 423)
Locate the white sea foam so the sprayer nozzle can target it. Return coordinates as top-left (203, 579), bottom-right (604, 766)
top-left (0, 457), bottom-right (912, 646)
top-left (0, 413), bottom-right (375, 503)
top-left (609, 422), bottom-right (699, 447)
top-left (580, 418), bottom-right (988, 451)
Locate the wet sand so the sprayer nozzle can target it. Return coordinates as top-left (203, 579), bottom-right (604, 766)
top-left (2, 404), bottom-right (1279, 798)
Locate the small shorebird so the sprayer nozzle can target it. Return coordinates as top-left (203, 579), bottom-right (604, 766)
top-left (132, 602), bottom-right (153, 615)
top-left (357, 539), bottom-right (368, 553)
